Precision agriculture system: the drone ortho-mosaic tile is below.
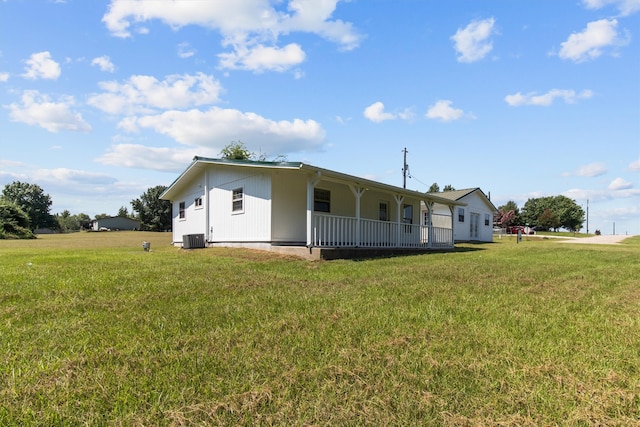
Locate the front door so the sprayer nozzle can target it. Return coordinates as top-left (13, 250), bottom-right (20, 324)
top-left (470, 212), bottom-right (479, 240)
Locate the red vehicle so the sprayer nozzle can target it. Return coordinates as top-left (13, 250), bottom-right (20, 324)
top-left (507, 226), bottom-right (526, 234)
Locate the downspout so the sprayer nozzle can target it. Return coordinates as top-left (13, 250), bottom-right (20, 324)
top-left (204, 169), bottom-right (210, 244)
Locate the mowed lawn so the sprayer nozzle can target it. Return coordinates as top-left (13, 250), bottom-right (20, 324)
top-left (1, 232), bottom-right (638, 426)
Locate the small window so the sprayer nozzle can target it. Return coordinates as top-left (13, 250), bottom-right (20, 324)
top-left (314, 189), bottom-right (330, 212)
top-left (194, 197), bottom-right (203, 208)
top-left (403, 204), bottom-right (413, 232)
top-left (484, 213), bottom-right (490, 226)
top-left (458, 208), bottom-right (465, 222)
top-left (179, 201), bottom-right (186, 219)
top-left (379, 202), bottom-right (389, 221)
top-left (232, 188), bottom-right (243, 213)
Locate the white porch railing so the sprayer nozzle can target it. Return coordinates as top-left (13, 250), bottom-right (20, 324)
top-left (312, 214), bottom-right (453, 249)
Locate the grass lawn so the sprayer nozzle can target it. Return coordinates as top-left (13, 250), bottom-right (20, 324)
top-left (1, 232), bottom-right (639, 426)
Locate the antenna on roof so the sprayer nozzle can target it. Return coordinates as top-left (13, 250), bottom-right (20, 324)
top-left (402, 147), bottom-right (408, 189)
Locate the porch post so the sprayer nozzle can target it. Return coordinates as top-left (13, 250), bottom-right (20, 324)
top-left (349, 185), bottom-right (366, 247)
top-left (426, 201), bottom-right (434, 249)
top-left (449, 205), bottom-right (455, 247)
top-left (204, 170), bottom-right (210, 243)
top-left (306, 172), bottom-right (321, 246)
top-left (394, 194), bottom-right (404, 247)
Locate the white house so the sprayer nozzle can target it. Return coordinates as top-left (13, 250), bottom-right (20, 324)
top-left (160, 157), bottom-right (466, 259)
top-left (422, 188), bottom-right (497, 243)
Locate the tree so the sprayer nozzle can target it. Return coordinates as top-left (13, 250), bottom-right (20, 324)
top-left (428, 183), bottom-right (440, 193)
top-left (131, 185), bottom-right (172, 231)
top-left (117, 206), bottom-right (130, 217)
top-left (521, 195), bottom-right (585, 232)
top-left (1, 181), bottom-right (55, 230)
top-left (495, 200), bottom-right (520, 227)
top-left (0, 200), bottom-right (35, 239)
top-left (56, 211), bottom-right (90, 232)
top-left (442, 184), bottom-right (456, 192)
top-left (220, 141), bottom-right (254, 160)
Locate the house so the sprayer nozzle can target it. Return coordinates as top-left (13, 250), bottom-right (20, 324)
top-left (91, 216), bottom-right (141, 231)
top-left (160, 157), bottom-right (467, 259)
top-left (422, 188), bottom-right (497, 243)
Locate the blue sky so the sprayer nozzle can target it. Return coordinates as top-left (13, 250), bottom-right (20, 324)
top-left (1, 0), bottom-right (638, 235)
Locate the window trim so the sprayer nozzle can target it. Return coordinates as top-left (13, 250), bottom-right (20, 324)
top-left (178, 201), bottom-right (186, 220)
top-left (458, 207), bottom-right (465, 223)
top-left (194, 197), bottom-right (203, 209)
top-left (379, 201), bottom-right (389, 222)
top-left (484, 213), bottom-right (490, 226)
top-left (314, 188), bottom-right (331, 213)
top-left (232, 187), bottom-right (244, 214)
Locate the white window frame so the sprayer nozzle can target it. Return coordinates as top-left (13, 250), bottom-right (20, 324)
top-left (178, 201), bottom-right (186, 220)
top-left (314, 188), bottom-right (331, 213)
top-left (194, 197), bottom-right (203, 209)
top-left (232, 187), bottom-right (244, 214)
top-left (458, 207), bottom-right (465, 223)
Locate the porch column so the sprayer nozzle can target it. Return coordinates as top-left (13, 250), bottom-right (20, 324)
top-left (394, 194), bottom-right (404, 247)
top-left (425, 201), bottom-right (434, 249)
top-left (204, 170), bottom-right (210, 243)
top-left (449, 205), bottom-right (456, 247)
top-left (349, 185), bottom-right (366, 247)
top-left (306, 172), bottom-right (321, 246)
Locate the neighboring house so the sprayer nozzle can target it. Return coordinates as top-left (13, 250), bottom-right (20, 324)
top-left (91, 216), bottom-right (141, 231)
top-left (423, 188), bottom-right (497, 242)
top-left (160, 157), bottom-right (466, 259)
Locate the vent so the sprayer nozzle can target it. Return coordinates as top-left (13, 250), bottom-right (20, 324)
top-left (182, 233), bottom-right (205, 249)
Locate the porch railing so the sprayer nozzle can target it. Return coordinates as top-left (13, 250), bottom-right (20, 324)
top-left (312, 214), bottom-right (453, 249)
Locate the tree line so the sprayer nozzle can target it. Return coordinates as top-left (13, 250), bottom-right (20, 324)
top-left (0, 181), bottom-right (172, 239)
top-left (495, 195), bottom-right (585, 232)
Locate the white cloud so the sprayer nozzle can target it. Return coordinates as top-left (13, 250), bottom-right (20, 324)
top-left (564, 162), bottom-right (608, 177)
top-left (119, 106), bottom-right (326, 154)
top-left (558, 19), bottom-right (629, 62)
top-left (609, 177), bottom-right (633, 190)
top-left (22, 51), bottom-right (61, 80)
top-left (451, 17), bottom-right (496, 63)
top-left (425, 100), bottom-right (466, 122)
top-left (629, 159), bottom-right (640, 171)
top-left (102, 0), bottom-right (362, 73)
top-left (97, 144), bottom-right (205, 172)
top-left (33, 168), bottom-right (117, 186)
top-left (87, 73), bottom-right (223, 115)
top-left (0, 72), bottom-right (9, 82)
top-left (363, 102), bottom-right (396, 123)
top-left (178, 42), bottom-right (196, 59)
top-left (5, 90), bottom-right (91, 133)
top-left (91, 55), bottom-right (116, 73)
top-left (218, 43), bottom-right (306, 72)
top-left (505, 89), bottom-right (594, 106)
top-left (581, 0), bottom-right (640, 16)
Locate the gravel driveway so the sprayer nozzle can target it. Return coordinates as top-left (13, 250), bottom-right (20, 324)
top-left (558, 234), bottom-right (636, 245)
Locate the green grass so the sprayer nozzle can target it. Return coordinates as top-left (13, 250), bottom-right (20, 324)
top-left (1, 232), bottom-right (639, 426)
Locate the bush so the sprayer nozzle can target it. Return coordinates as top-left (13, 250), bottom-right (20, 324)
top-left (0, 200), bottom-right (35, 239)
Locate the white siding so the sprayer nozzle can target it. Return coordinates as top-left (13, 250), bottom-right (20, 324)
top-left (209, 168), bottom-right (271, 242)
top-left (271, 171), bottom-right (307, 243)
top-left (171, 178), bottom-right (206, 241)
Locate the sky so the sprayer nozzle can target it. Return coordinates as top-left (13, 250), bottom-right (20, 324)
top-left (1, 0), bottom-right (638, 235)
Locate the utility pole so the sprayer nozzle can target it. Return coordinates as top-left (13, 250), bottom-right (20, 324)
top-left (402, 147), bottom-right (408, 189)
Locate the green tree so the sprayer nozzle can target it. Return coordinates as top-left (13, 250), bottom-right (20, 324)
top-left (442, 184), bottom-right (456, 192)
top-left (521, 195), bottom-right (585, 231)
top-left (496, 200), bottom-right (520, 227)
top-left (428, 183), bottom-right (440, 193)
top-left (1, 181), bottom-right (55, 230)
top-left (117, 206), bottom-right (130, 217)
top-left (131, 185), bottom-right (172, 231)
top-left (0, 200), bottom-right (35, 239)
top-left (220, 141), bottom-right (254, 160)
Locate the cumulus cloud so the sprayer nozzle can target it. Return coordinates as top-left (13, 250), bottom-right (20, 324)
top-left (22, 51), bottom-right (61, 80)
top-left (33, 168), bottom-right (117, 186)
top-left (363, 102), bottom-right (396, 123)
top-left (558, 19), bottom-right (630, 62)
top-left (608, 177), bottom-right (633, 190)
top-left (451, 17), bottom-right (496, 63)
top-left (6, 90), bottom-right (91, 133)
top-left (505, 89), bottom-right (594, 106)
top-left (581, 0), bottom-right (640, 16)
top-left (119, 106), bottom-right (326, 154)
top-left (97, 144), bottom-right (205, 172)
top-left (425, 100), bottom-right (467, 122)
top-left (87, 73), bottom-right (223, 115)
top-left (102, 0), bottom-right (362, 72)
top-left (629, 159), bottom-right (640, 171)
top-left (563, 162), bottom-right (607, 177)
top-left (91, 55), bottom-right (116, 72)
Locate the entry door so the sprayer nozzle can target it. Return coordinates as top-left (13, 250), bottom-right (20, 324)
top-left (470, 213), bottom-right (480, 240)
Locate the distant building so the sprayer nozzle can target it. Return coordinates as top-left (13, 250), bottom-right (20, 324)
top-left (91, 217), bottom-right (140, 231)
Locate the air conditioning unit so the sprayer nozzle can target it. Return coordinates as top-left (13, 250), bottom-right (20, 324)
top-left (182, 233), bottom-right (205, 249)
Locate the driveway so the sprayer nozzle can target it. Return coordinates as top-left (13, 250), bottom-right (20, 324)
top-left (558, 234), bottom-right (636, 245)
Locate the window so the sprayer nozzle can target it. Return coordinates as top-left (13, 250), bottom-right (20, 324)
top-left (422, 211), bottom-right (429, 226)
top-left (314, 189), bottom-right (330, 212)
top-left (232, 188), bottom-right (244, 213)
top-left (379, 201), bottom-right (389, 221)
top-left (458, 208), bottom-right (465, 222)
top-left (485, 213), bottom-right (490, 226)
top-left (179, 201), bottom-right (186, 219)
top-left (403, 204), bottom-right (413, 232)
top-left (194, 197), bottom-right (203, 208)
